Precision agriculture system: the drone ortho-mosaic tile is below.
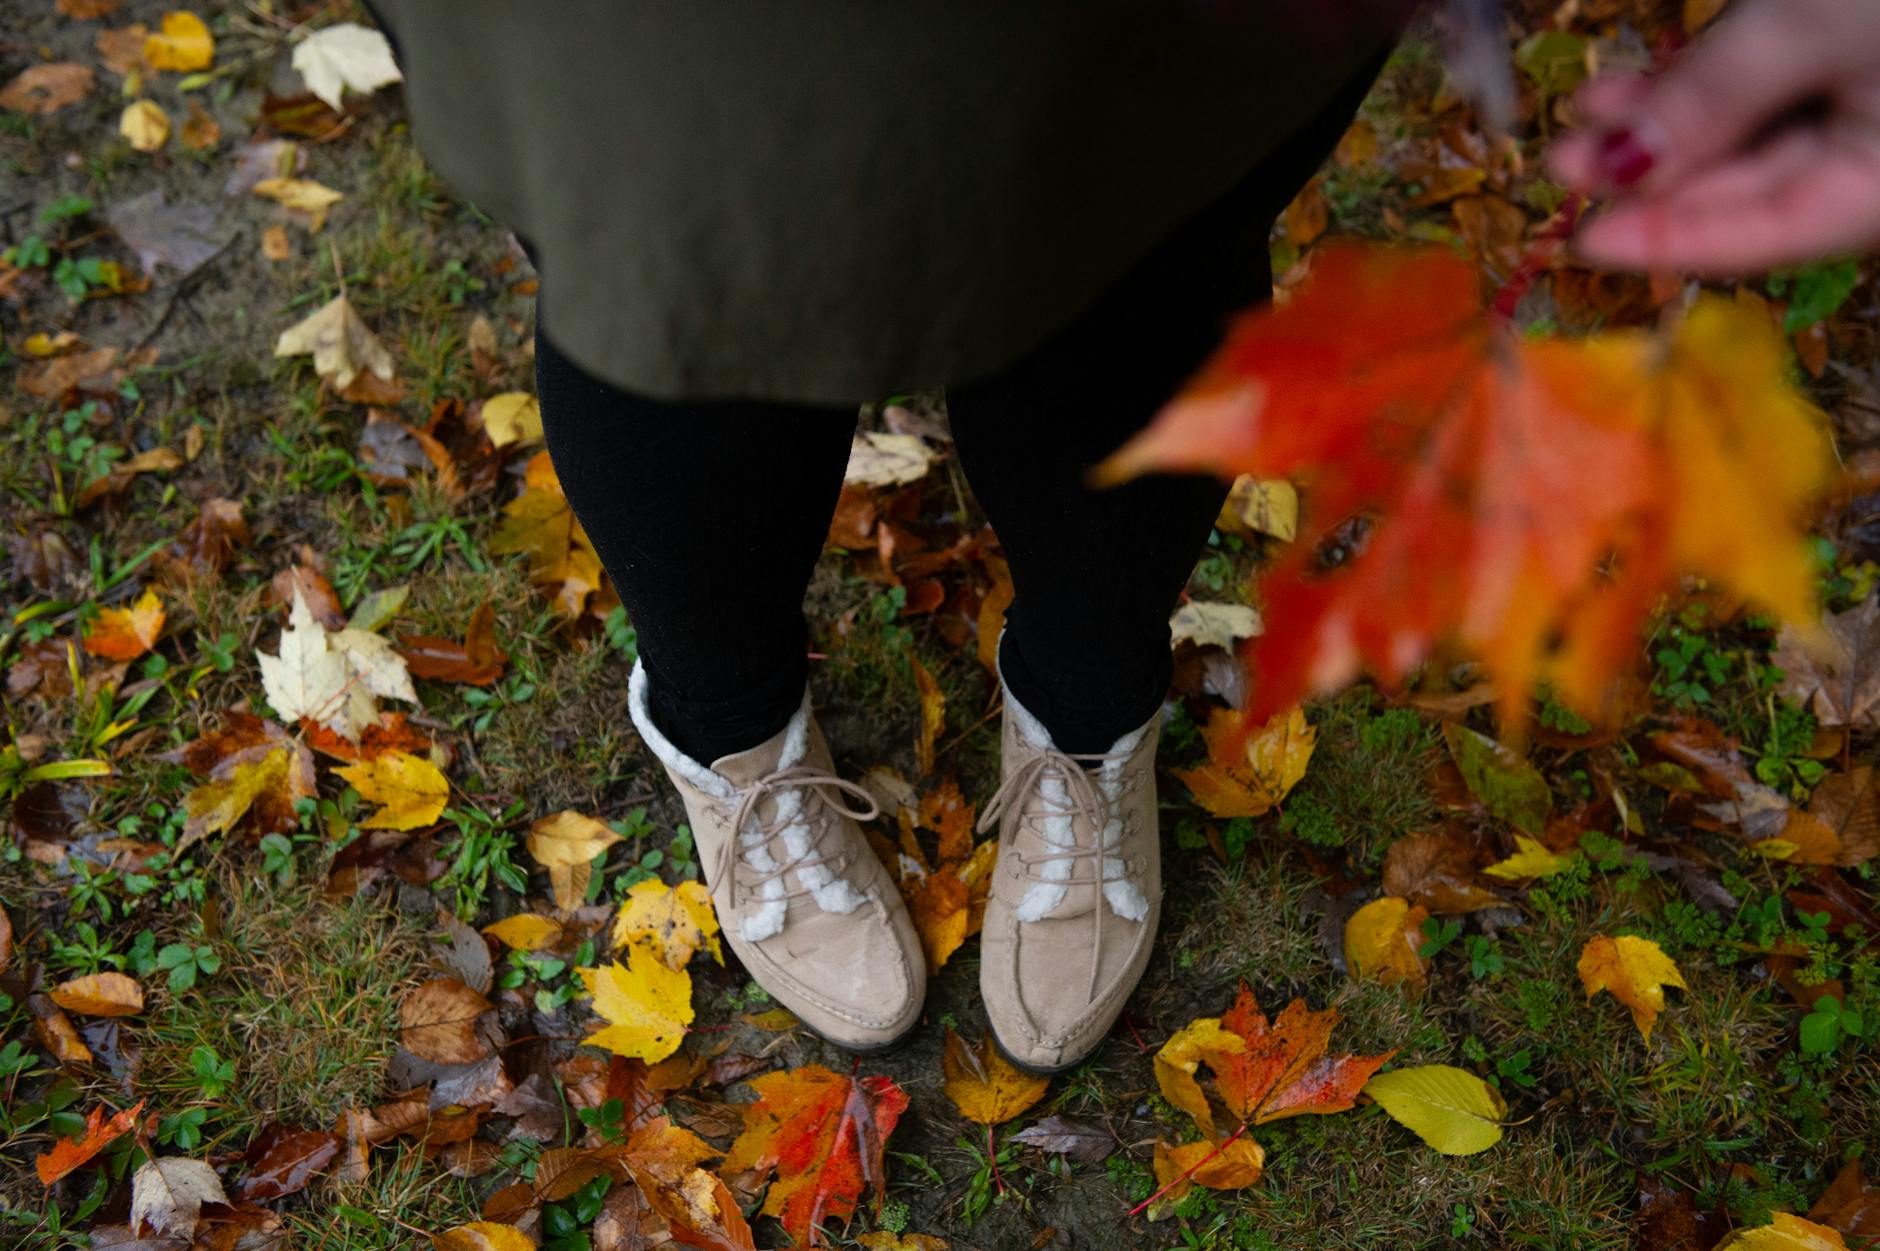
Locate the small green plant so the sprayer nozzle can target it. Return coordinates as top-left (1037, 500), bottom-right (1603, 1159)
top-left (1450, 1203), bottom-right (1478, 1237)
top-left (1464, 934), bottom-right (1505, 979)
top-left (1495, 1048), bottom-right (1538, 1089)
top-left (603, 605), bottom-right (638, 662)
top-left (540, 1174), bottom-right (612, 1251)
top-left (437, 802), bottom-right (529, 916)
top-left (189, 1045), bottom-right (237, 1099)
top-left (1653, 627), bottom-right (1729, 707)
top-left (1767, 257), bottom-right (1860, 332)
top-left (1799, 995), bottom-right (1869, 1057)
top-left (1417, 916), bottom-right (1462, 960)
top-left (156, 941), bottom-right (221, 993)
top-left (1755, 700), bottom-right (1827, 800)
top-left (159, 1107), bottom-right (208, 1150)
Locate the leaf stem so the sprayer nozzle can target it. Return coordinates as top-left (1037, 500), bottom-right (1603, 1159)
top-left (1124, 1120), bottom-right (1251, 1218)
top-left (1487, 192), bottom-right (1586, 322)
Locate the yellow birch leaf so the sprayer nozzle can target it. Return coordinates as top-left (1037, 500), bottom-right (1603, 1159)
top-left (481, 392), bottom-right (542, 447)
top-left (335, 750), bottom-right (449, 831)
top-left (49, 972), bottom-right (144, 1016)
top-left (578, 947), bottom-right (693, 1063)
top-left (611, 878), bottom-right (721, 969)
top-left (84, 588), bottom-right (164, 660)
top-left (1362, 1064), bottom-right (1505, 1154)
top-left (526, 810), bottom-right (622, 911)
top-left (143, 11), bottom-right (212, 72)
top-left (1715, 1212), bottom-right (1850, 1251)
top-left (481, 914), bottom-right (563, 952)
top-left (1343, 896), bottom-right (1429, 986)
top-left (941, 1029), bottom-right (1049, 1126)
top-left (118, 99), bottom-right (168, 151)
top-left (1481, 834), bottom-right (1579, 881)
top-left (1577, 934), bottom-right (1687, 1041)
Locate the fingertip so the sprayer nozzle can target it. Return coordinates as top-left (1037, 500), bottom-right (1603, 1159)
top-left (1569, 73), bottom-right (1656, 126)
top-left (1546, 132), bottom-right (1603, 193)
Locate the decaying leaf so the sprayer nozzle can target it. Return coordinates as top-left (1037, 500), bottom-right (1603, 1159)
top-left (291, 21), bottom-right (403, 111)
top-left (0, 63), bottom-right (95, 114)
top-left (612, 878), bottom-right (722, 970)
top-left (130, 1156), bottom-right (227, 1237)
top-left (722, 1064), bottom-right (909, 1248)
top-left (481, 392), bottom-right (542, 448)
top-left (578, 947), bottom-right (694, 1063)
top-left (1444, 723), bottom-right (1551, 836)
top-left (941, 1029), bottom-right (1050, 1126)
top-left (1775, 597), bottom-right (1880, 731)
top-left (1151, 1136), bottom-right (1267, 1211)
top-left (1381, 827), bottom-right (1503, 913)
top-left (1009, 1115), bottom-right (1114, 1163)
top-left (400, 977), bottom-right (493, 1065)
top-left (526, 810), bottom-right (622, 910)
top-left (433, 1222), bottom-right (534, 1251)
top-left (1343, 896), bottom-right (1429, 986)
top-left (170, 714), bottom-right (317, 851)
top-left (257, 587), bottom-right (417, 741)
top-left (1175, 705), bottom-right (1315, 818)
top-left (49, 972), bottom-right (143, 1017)
top-left (912, 656), bottom-right (944, 775)
top-left (1362, 1064), bottom-right (1505, 1154)
top-left (489, 452), bottom-right (606, 616)
top-left (274, 294), bottom-right (396, 394)
top-left (1578, 934), bottom-right (1687, 1041)
top-left (845, 432), bottom-right (938, 487)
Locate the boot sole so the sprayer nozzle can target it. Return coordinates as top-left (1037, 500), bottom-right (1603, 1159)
top-left (988, 1022), bottom-right (1100, 1077)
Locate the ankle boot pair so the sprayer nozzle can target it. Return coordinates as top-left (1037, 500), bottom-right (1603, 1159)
top-left (627, 662), bottom-right (1160, 1072)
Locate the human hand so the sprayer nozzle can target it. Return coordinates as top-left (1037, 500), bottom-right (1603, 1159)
top-left (1548, 0), bottom-right (1880, 274)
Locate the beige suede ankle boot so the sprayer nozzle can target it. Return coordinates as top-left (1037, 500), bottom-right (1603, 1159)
top-left (978, 688), bottom-right (1162, 1073)
top-left (628, 663), bottom-right (925, 1052)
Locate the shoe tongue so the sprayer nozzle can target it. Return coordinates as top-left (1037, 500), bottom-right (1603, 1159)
top-left (710, 737), bottom-right (790, 789)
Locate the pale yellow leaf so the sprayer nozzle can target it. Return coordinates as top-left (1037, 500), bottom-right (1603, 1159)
top-left (118, 99), bottom-right (169, 151)
top-left (335, 750), bottom-right (449, 830)
top-left (1481, 834), bottom-right (1579, 881)
top-left (144, 11), bottom-right (213, 72)
top-left (130, 1156), bottom-right (226, 1237)
top-left (482, 914), bottom-right (564, 952)
top-left (252, 177), bottom-right (343, 232)
top-left (1363, 1064), bottom-right (1505, 1154)
top-left (273, 294), bottom-right (393, 395)
top-left (1577, 934), bottom-right (1686, 1041)
top-left (579, 947), bottom-right (693, 1063)
top-left (481, 392), bottom-right (542, 448)
top-left (611, 878), bottom-right (722, 968)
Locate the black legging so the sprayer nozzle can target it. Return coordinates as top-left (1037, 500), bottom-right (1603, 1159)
top-left (536, 64), bottom-right (1377, 762)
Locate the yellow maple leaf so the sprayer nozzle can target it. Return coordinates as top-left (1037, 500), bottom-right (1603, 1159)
top-left (481, 914), bottom-right (564, 951)
top-left (1149, 1137), bottom-right (1266, 1215)
top-left (526, 810), bottom-right (622, 910)
top-left (335, 750), bottom-right (449, 830)
top-left (578, 946), bottom-right (693, 1063)
top-left (1343, 896), bottom-right (1429, 987)
top-left (83, 588), bottom-right (164, 660)
top-left (611, 879), bottom-right (722, 969)
top-left (1715, 1212), bottom-right (1849, 1251)
top-left (1152, 1016), bottom-right (1246, 1141)
top-left (1175, 705), bottom-right (1315, 818)
top-left (941, 1029), bottom-right (1049, 1126)
top-left (1577, 934), bottom-right (1687, 1041)
top-left (489, 453), bottom-right (605, 617)
top-left (1481, 834), bottom-right (1579, 881)
top-left (143, 11), bottom-right (213, 72)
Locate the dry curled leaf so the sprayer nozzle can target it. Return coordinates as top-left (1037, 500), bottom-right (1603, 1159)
top-left (941, 1029), bottom-right (1049, 1126)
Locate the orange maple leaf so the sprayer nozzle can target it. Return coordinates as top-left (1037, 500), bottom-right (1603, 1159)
top-left (1100, 243), bottom-right (1829, 730)
top-left (82, 588), bottom-right (164, 660)
top-left (489, 451), bottom-right (606, 618)
top-left (720, 1065), bottom-right (907, 1248)
top-left (36, 1099), bottom-right (144, 1184)
top-left (1156, 983), bottom-right (1392, 1142)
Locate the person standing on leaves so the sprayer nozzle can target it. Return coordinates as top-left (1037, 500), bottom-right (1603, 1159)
top-left (369, 0), bottom-right (1880, 1070)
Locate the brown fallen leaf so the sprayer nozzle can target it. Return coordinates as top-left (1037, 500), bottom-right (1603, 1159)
top-left (162, 497), bottom-right (250, 580)
top-left (1774, 596), bottom-right (1880, 730)
top-left (269, 560), bottom-right (344, 628)
top-left (1806, 767), bottom-right (1880, 867)
top-left (30, 994), bottom-right (93, 1065)
top-left (398, 602), bottom-right (508, 685)
top-left (1381, 826), bottom-right (1503, 914)
top-left (1808, 1159), bottom-right (1880, 1245)
top-left (49, 971), bottom-right (143, 1017)
top-left (1010, 1115), bottom-right (1114, 1163)
top-left (233, 1123), bottom-right (340, 1200)
top-left (0, 63), bottom-right (95, 114)
top-left (35, 1099), bottom-right (142, 1183)
top-left (400, 977), bottom-right (494, 1064)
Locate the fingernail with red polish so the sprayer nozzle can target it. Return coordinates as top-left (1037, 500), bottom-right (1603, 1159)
top-left (1596, 127), bottom-right (1655, 188)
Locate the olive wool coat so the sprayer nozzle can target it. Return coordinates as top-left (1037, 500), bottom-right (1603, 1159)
top-left (371, 2), bottom-right (1384, 405)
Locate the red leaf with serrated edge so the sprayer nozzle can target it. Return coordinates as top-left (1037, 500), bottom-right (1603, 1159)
top-left (1100, 242), bottom-right (1829, 735)
top-left (720, 1065), bottom-right (908, 1248)
top-left (35, 1099), bottom-right (143, 1184)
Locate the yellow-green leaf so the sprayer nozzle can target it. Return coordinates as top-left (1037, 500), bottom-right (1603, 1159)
top-left (1362, 1064), bottom-right (1505, 1155)
top-left (481, 392), bottom-right (542, 447)
top-left (1481, 834), bottom-right (1579, 881)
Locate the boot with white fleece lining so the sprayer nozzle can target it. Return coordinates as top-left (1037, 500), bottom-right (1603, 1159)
top-left (627, 662), bottom-right (925, 1052)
